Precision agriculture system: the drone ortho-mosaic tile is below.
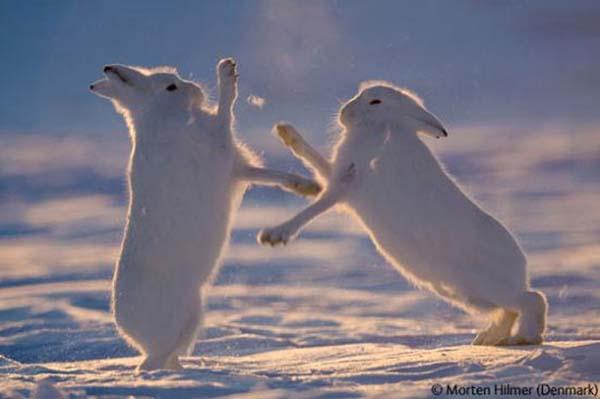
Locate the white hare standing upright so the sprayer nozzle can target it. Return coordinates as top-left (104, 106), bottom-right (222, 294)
top-left (259, 81), bottom-right (547, 346)
top-left (90, 59), bottom-right (320, 371)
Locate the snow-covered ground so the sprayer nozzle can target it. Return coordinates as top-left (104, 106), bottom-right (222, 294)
top-left (1, 124), bottom-right (599, 398)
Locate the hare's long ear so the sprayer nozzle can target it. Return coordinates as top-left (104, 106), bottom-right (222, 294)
top-left (414, 107), bottom-right (448, 139)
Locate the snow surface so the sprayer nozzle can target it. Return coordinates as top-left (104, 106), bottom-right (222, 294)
top-left (0, 124), bottom-right (599, 397)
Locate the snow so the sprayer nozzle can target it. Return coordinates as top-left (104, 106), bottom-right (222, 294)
top-left (1, 124), bottom-right (599, 397)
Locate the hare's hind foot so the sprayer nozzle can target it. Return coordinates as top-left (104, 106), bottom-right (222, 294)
top-left (477, 291), bottom-right (547, 346)
top-left (497, 334), bottom-right (543, 346)
top-left (472, 309), bottom-right (517, 346)
top-left (498, 291), bottom-right (547, 346)
top-left (137, 352), bottom-right (182, 372)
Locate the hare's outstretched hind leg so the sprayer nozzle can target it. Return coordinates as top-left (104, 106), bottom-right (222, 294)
top-left (498, 290), bottom-right (547, 346)
top-left (472, 309), bottom-right (517, 346)
top-left (274, 123), bottom-right (332, 178)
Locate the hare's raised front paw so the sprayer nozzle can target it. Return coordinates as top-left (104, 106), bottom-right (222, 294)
top-left (258, 223), bottom-right (298, 246)
top-left (286, 176), bottom-right (321, 197)
top-left (218, 58), bottom-right (238, 85)
top-left (218, 58), bottom-right (237, 78)
top-left (275, 123), bottom-right (302, 149)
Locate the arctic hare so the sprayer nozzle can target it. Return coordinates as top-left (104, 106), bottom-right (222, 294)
top-left (90, 59), bottom-right (320, 370)
top-left (259, 82), bottom-right (547, 346)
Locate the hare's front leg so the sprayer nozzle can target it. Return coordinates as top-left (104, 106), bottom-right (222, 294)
top-left (258, 192), bottom-right (340, 246)
top-left (275, 123), bottom-right (332, 179)
top-left (236, 166), bottom-right (321, 197)
top-left (216, 58), bottom-right (238, 127)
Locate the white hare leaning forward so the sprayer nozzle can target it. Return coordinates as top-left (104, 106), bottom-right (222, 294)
top-left (90, 59), bottom-right (320, 371)
top-left (259, 81), bottom-right (547, 346)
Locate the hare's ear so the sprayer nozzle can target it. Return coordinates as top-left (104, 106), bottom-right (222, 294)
top-left (414, 107), bottom-right (448, 139)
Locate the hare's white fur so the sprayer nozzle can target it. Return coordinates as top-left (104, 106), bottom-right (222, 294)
top-left (259, 82), bottom-right (547, 346)
top-left (90, 59), bottom-right (319, 371)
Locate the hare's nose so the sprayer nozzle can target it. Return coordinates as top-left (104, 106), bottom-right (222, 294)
top-left (104, 66), bottom-right (113, 73)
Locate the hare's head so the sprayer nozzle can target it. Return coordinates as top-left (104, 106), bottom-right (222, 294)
top-left (339, 81), bottom-right (447, 139)
top-left (90, 65), bottom-right (205, 115)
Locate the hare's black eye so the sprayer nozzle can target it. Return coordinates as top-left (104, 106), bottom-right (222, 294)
top-left (166, 84), bottom-right (178, 92)
top-left (369, 99), bottom-right (381, 105)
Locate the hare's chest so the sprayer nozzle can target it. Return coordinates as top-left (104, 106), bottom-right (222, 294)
top-left (132, 139), bottom-right (230, 191)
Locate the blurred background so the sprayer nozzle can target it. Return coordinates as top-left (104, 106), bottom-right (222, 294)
top-left (0, 0), bottom-right (599, 372)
